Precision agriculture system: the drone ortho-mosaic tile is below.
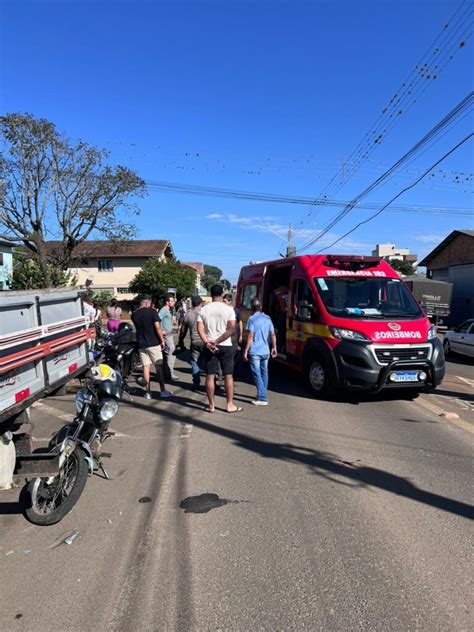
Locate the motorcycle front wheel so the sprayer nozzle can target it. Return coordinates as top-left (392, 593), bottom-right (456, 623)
top-left (24, 448), bottom-right (89, 526)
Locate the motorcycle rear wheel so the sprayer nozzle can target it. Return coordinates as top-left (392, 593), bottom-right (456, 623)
top-left (24, 448), bottom-right (89, 526)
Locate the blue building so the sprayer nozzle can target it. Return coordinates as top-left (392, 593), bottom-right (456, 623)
top-left (0, 240), bottom-right (15, 290)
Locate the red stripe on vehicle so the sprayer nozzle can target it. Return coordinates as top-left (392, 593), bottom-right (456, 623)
top-left (68, 363), bottom-right (78, 374)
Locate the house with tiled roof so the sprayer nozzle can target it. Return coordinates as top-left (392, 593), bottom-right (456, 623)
top-left (45, 240), bottom-right (174, 300)
top-left (182, 261), bottom-right (206, 295)
top-left (419, 230), bottom-right (474, 324)
top-left (0, 239), bottom-right (16, 290)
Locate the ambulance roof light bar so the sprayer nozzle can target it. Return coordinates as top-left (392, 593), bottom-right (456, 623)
top-left (323, 255), bottom-right (382, 270)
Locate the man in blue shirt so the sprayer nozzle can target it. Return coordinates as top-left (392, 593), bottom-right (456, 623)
top-left (243, 298), bottom-right (277, 406)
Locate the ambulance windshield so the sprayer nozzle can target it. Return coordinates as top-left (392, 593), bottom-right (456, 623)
top-left (314, 277), bottom-right (423, 319)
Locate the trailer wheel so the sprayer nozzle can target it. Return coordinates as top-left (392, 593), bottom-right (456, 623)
top-left (305, 355), bottom-right (334, 399)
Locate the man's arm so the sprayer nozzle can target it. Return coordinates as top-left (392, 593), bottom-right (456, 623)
top-left (197, 320), bottom-right (217, 352)
top-left (238, 319), bottom-right (243, 344)
top-left (214, 319), bottom-right (235, 346)
top-left (178, 320), bottom-right (189, 347)
top-left (270, 330), bottom-right (277, 358)
top-left (154, 321), bottom-right (165, 346)
top-left (243, 331), bottom-right (254, 361)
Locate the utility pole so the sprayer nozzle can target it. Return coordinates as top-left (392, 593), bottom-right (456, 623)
top-left (286, 223), bottom-right (296, 257)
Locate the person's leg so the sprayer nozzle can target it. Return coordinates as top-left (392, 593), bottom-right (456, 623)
top-left (166, 334), bottom-right (177, 379)
top-left (221, 347), bottom-right (241, 413)
top-left (224, 373), bottom-right (234, 409)
top-left (139, 350), bottom-right (153, 399)
top-left (260, 355), bottom-right (270, 402)
top-left (205, 374), bottom-right (216, 410)
top-left (155, 363), bottom-right (166, 391)
top-left (204, 349), bottom-right (217, 411)
top-left (249, 355), bottom-right (265, 400)
top-left (190, 345), bottom-right (201, 387)
top-left (143, 363), bottom-right (151, 394)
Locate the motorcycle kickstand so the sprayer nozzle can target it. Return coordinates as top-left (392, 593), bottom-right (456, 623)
top-left (97, 458), bottom-right (110, 480)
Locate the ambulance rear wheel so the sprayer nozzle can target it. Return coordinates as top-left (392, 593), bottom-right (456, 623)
top-left (306, 356), bottom-right (334, 398)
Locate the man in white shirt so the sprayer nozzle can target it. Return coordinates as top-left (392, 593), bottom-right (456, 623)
top-left (197, 285), bottom-right (242, 414)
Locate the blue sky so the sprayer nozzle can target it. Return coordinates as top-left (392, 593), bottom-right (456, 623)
top-left (1, 0), bottom-right (472, 282)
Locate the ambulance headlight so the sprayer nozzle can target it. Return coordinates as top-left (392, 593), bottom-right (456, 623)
top-left (330, 327), bottom-right (370, 342)
top-left (427, 325), bottom-right (437, 340)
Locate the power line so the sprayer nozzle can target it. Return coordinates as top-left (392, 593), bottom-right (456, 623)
top-left (295, 0), bottom-right (472, 228)
top-left (145, 180), bottom-right (472, 215)
top-left (309, 133), bottom-right (474, 254)
top-left (297, 92), bottom-right (474, 252)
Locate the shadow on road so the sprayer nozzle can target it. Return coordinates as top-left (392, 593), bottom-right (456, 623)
top-left (129, 394), bottom-right (474, 521)
top-left (428, 388), bottom-right (474, 402)
top-left (0, 501), bottom-right (24, 516)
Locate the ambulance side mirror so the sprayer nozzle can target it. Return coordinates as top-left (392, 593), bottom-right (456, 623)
top-left (297, 300), bottom-right (316, 322)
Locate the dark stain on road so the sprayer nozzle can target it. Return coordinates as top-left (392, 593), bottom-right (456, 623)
top-left (180, 493), bottom-right (238, 514)
top-left (15, 614), bottom-right (22, 620)
top-left (138, 496), bottom-right (152, 503)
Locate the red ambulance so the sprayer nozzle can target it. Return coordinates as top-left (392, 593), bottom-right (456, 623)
top-left (236, 254), bottom-right (445, 396)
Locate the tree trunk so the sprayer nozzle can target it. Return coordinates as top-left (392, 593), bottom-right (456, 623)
top-left (35, 243), bottom-right (52, 288)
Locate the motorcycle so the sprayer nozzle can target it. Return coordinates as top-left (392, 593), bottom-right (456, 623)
top-left (100, 323), bottom-right (141, 388)
top-left (24, 364), bottom-right (123, 526)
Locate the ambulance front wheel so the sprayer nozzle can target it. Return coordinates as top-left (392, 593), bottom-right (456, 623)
top-left (306, 355), bottom-right (334, 399)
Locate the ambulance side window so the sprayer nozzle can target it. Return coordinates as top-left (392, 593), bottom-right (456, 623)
top-left (242, 284), bottom-right (258, 309)
top-left (294, 280), bottom-right (317, 321)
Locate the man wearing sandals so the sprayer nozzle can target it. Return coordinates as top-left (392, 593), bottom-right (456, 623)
top-left (197, 284), bottom-right (243, 414)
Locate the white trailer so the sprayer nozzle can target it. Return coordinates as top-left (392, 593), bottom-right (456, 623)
top-left (0, 288), bottom-right (94, 490)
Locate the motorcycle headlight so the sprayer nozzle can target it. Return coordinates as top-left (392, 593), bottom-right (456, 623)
top-left (329, 327), bottom-right (370, 342)
top-left (427, 325), bottom-right (437, 340)
top-left (99, 398), bottom-right (119, 421)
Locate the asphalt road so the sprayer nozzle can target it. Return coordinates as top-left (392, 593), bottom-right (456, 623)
top-left (1, 359), bottom-right (473, 631)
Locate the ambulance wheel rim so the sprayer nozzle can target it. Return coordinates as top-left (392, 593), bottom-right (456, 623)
top-left (309, 361), bottom-right (325, 391)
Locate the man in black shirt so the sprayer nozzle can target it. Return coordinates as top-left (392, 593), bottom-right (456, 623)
top-left (131, 295), bottom-right (172, 400)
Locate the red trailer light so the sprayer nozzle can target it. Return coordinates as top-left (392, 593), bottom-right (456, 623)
top-left (15, 388), bottom-right (31, 404)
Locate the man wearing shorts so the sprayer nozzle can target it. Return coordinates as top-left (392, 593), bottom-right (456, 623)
top-left (131, 295), bottom-right (172, 400)
top-left (197, 285), bottom-right (242, 414)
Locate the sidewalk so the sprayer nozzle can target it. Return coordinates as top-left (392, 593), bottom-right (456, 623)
top-left (419, 365), bottom-right (474, 432)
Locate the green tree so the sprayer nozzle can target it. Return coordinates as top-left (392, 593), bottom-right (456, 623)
top-left (387, 258), bottom-right (416, 276)
top-left (11, 250), bottom-right (77, 290)
top-left (90, 289), bottom-right (114, 309)
top-left (130, 258), bottom-right (196, 305)
top-left (221, 278), bottom-right (232, 291)
top-left (0, 113), bottom-right (145, 287)
top-left (202, 264), bottom-right (223, 290)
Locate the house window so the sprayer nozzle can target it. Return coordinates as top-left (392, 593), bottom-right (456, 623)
top-left (117, 287), bottom-right (130, 294)
top-left (0, 253), bottom-right (4, 265)
top-left (98, 259), bottom-right (113, 272)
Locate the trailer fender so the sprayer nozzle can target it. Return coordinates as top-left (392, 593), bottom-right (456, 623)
top-left (0, 433), bottom-right (15, 490)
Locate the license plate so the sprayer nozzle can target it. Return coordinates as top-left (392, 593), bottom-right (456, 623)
top-left (391, 371), bottom-right (419, 383)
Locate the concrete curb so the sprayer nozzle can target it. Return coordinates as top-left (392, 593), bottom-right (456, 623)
top-left (416, 395), bottom-right (474, 435)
